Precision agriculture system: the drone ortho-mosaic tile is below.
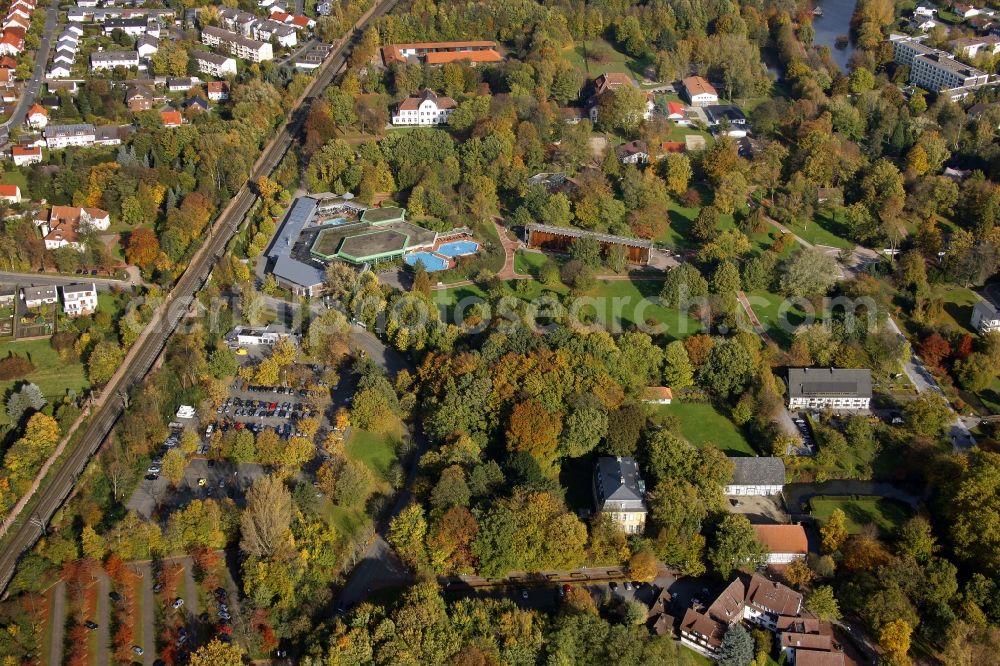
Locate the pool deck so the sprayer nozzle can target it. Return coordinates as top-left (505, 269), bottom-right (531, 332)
top-left (405, 234), bottom-right (479, 272)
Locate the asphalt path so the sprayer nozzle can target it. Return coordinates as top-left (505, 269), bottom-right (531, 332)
top-left (0, 269), bottom-right (134, 290)
top-left (0, 0), bottom-right (403, 596)
top-left (0, 2), bottom-right (59, 141)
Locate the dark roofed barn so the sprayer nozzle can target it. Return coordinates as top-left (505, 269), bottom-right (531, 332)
top-left (725, 457), bottom-right (785, 496)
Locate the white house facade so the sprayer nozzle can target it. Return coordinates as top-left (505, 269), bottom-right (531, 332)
top-left (787, 367), bottom-right (872, 410)
top-left (391, 89), bottom-right (456, 125)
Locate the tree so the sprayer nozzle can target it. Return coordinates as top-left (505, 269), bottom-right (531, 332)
top-left (708, 514), bottom-right (768, 579)
top-left (821, 508), bottom-right (848, 553)
top-left (570, 236), bottom-right (602, 269)
top-left (660, 264), bottom-right (708, 309)
top-left (698, 339), bottom-right (755, 398)
top-left (507, 399), bottom-right (563, 470)
top-left (628, 549), bottom-right (658, 582)
top-left (955, 352), bottom-right (995, 392)
top-left (662, 153), bottom-right (692, 195)
top-left (389, 503), bottom-right (428, 569)
top-left (240, 475), bottom-right (292, 559)
top-left (161, 448), bottom-right (186, 487)
top-left (718, 624), bottom-right (754, 666)
top-left (896, 516), bottom-right (938, 563)
top-left (879, 619), bottom-right (912, 663)
top-left (692, 206), bottom-right (720, 242)
top-left (559, 404), bottom-right (608, 458)
top-left (412, 260), bottom-right (431, 297)
top-left (5, 383), bottom-right (45, 423)
top-left (948, 450), bottom-right (1000, 572)
top-left (596, 85), bottom-right (649, 135)
top-left (806, 585), bottom-right (841, 621)
top-left (902, 393), bottom-right (953, 437)
top-left (784, 559), bottom-right (814, 588)
top-left (189, 639), bottom-right (245, 666)
top-left (662, 340), bottom-right (694, 389)
top-left (918, 333), bottom-right (951, 370)
top-left (150, 40), bottom-right (189, 77)
top-left (779, 248), bottom-right (838, 297)
top-left (88, 341), bottom-right (124, 385)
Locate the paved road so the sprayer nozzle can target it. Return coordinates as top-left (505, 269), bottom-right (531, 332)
top-left (0, 2), bottom-right (58, 141)
top-left (0, 269), bottom-right (134, 290)
top-left (96, 569), bottom-right (110, 666)
top-left (137, 561), bottom-right (155, 666)
top-left (48, 579), bottom-right (65, 666)
top-left (0, 0), bottom-right (403, 596)
top-left (183, 561), bottom-right (198, 623)
top-left (885, 316), bottom-right (976, 450)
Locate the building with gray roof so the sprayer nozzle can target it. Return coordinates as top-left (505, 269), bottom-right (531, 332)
top-left (593, 456), bottom-right (647, 534)
top-left (725, 457), bottom-right (786, 496)
top-left (787, 367), bottom-right (872, 410)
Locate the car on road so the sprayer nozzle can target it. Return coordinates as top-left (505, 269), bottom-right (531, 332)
top-left (84, 620), bottom-right (98, 630)
top-left (153, 582), bottom-right (163, 593)
top-left (172, 597), bottom-right (184, 609)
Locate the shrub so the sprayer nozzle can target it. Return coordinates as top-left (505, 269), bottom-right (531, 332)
top-left (0, 354), bottom-right (34, 380)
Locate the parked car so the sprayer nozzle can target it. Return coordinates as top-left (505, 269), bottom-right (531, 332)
top-left (109, 591), bottom-right (122, 602)
top-left (172, 597), bottom-right (184, 609)
top-left (132, 646), bottom-right (144, 656)
top-left (84, 620), bottom-right (98, 630)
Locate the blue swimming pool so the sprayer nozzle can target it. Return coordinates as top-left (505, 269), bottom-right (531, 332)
top-left (405, 252), bottom-right (448, 272)
top-left (436, 240), bottom-right (480, 257)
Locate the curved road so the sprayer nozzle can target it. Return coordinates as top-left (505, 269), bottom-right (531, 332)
top-left (0, 0), bottom-right (402, 595)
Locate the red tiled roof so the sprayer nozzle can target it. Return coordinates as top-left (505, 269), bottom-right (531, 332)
top-left (594, 72), bottom-right (635, 96)
top-left (27, 103), bottom-right (46, 117)
top-left (271, 11), bottom-right (289, 21)
top-left (667, 101), bottom-right (685, 116)
top-left (0, 184), bottom-right (18, 197)
top-left (160, 110), bottom-right (182, 126)
top-left (794, 651), bottom-right (845, 666)
top-left (0, 56), bottom-right (17, 68)
top-left (752, 524), bottom-right (808, 555)
top-left (424, 49), bottom-right (502, 64)
top-left (12, 145), bottom-right (40, 156)
top-left (682, 75), bottom-right (717, 97)
top-left (0, 33), bottom-right (23, 48)
top-left (290, 15), bottom-right (309, 27)
top-left (381, 40), bottom-right (499, 65)
top-left (643, 386), bottom-right (674, 400)
top-left (659, 141), bottom-right (685, 154)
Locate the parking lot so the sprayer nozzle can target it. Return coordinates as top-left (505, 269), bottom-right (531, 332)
top-left (209, 381), bottom-right (321, 440)
top-left (726, 494), bottom-right (790, 524)
top-left (789, 411), bottom-right (817, 456)
top-left (128, 458), bottom-right (267, 519)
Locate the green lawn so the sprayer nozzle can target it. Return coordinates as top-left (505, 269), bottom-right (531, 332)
top-left (746, 290), bottom-right (824, 349)
top-left (513, 250), bottom-right (550, 277)
top-left (433, 278), bottom-right (705, 340)
top-left (934, 285), bottom-right (979, 334)
top-left (326, 503), bottom-right (368, 538)
top-left (652, 402), bottom-right (756, 456)
top-left (810, 495), bottom-right (913, 536)
top-left (659, 194), bottom-right (796, 258)
top-left (0, 170), bottom-right (28, 193)
top-left (346, 428), bottom-right (398, 483)
top-left (562, 37), bottom-right (649, 78)
top-left (784, 207), bottom-right (853, 250)
top-left (0, 338), bottom-right (88, 425)
top-left (680, 646), bottom-right (714, 666)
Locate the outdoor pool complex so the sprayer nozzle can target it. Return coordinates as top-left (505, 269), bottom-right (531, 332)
top-left (405, 252), bottom-right (449, 272)
top-left (436, 240), bottom-right (480, 257)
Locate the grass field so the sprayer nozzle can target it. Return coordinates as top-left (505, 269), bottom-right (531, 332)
top-left (0, 170), bottom-right (28, 193)
top-left (562, 37), bottom-right (648, 78)
top-left (326, 503), bottom-right (368, 537)
top-left (785, 207), bottom-right (853, 250)
top-left (659, 194), bottom-right (797, 258)
top-left (746, 290), bottom-right (824, 348)
top-left (0, 338), bottom-right (88, 425)
top-left (653, 402), bottom-right (755, 456)
top-left (513, 249), bottom-right (550, 277)
top-left (810, 495), bottom-right (913, 535)
top-left (346, 428), bottom-right (398, 483)
top-left (934, 285), bottom-right (979, 334)
top-left (433, 278), bottom-right (705, 339)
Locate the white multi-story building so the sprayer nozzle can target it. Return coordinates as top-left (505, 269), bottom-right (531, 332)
top-left (90, 49), bottom-right (139, 71)
top-left (787, 368), bottom-right (872, 410)
top-left (201, 26), bottom-right (273, 62)
top-left (44, 123), bottom-right (96, 149)
top-left (593, 456), bottom-right (647, 535)
top-left (391, 88), bottom-right (456, 125)
top-left (11, 145), bottom-right (42, 166)
top-left (61, 282), bottom-right (97, 316)
top-left (194, 51), bottom-right (237, 77)
top-left (891, 34), bottom-right (992, 98)
top-left (103, 17), bottom-right (159, 37)
top-left (681, 75), bottom-right (719, 106)
top-left (972, 300), bottom-right (1000, 334)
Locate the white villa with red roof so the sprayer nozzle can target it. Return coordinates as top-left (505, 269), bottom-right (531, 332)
top-left (391, 89), bottom-right (456, 126)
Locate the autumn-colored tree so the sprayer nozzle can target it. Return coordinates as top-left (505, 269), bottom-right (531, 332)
top-left (820, 508), bottom-right (848, 554)
top-left (125, 228), bottom-right (160, 270)
top-left (918, 333), bottom-right (951, 369)
top-left (426, 505), bottom-right (479, 574)
top-left (506, 399), bottom-right (563, 469)
top-left (564, 585), bottom-right (598, 614)
top-left (628, 549), bottom-right (658, 582)
top-left (841, 534), bottom-right (892, 572)
top-left (784, 558), bottom-right (814, 589)
top-left (879, 619), bottom-right (913, 665)
top-left (684, 334), bottom-right (715, 367)
top-left (189, 638), bottom-right (245, 666)
top-left (955, 333), bottom-right (974, 360)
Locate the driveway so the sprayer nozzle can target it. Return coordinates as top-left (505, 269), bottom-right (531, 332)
top-left (96, 570), bottom-right (110, 666)
top-left (885, 316), bottom-right (976, 450)
top-left (136, 561), bottom-right (155, 666)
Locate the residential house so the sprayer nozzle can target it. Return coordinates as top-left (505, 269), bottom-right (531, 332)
top-left (914, 4), bottom-right (937, 17)
top-left (201, 26), bottom-right (273, 62)
top-left (183, 95), bottom-right (209, 113)
top-left (253, 18), bottom-right (297, 47)
top-left (136, 34), bottom-right (158, 58)
top-left (61, 282), bottom-right (97, 316)
top-left (26, 103), bottom-right (47, 129)
top-left (35, 205), bottom-right (110, 250)
top-left (0, 287), bottom-right (15, 306)
top-left (616, 139), bottom-right (649, 164)
top-left (48, 63), bottom-right (72, 79)
top-left (786, 367), bottom-right (872, 410)
top-left (103, 17), bottom-right (159, 37)
top-left (316, 1), bottom-right (332, 15)
top-left (160, 110), bottom-right (182, 127)
top-left (682, 75), bottom-right (718, 106)
top-left (44, 123), bottom-right (96, 149)
top-left (194, 50), bottom-right (238, 77)
top-left (224, 324), bottom-right (297, 347)
top-left (166, 76), bottom-right (199, 92)
top-left (0, 32), bottom-right (24, 56)
top-left (587, 72), bottom-right (654, 122)
top-left (218, 7), bottom-right (257, 35)
top-left (951, 35), bottom-right (1000, 58)
top-left (124, 83), bottom-right (155, 111)
top-left (704, 104), bottom-right (749, 137)
top-left (972, 299), bottom-right (1000, 334)
top-left (90, 49), bottom-right (139, 71)
top-left (954, 3), bottom-right (984, 19)
top-left (391, 88), bottom-right (456, 125)
top-left (11, 145), bottom-right (42, 166)
top-left (666, 100), bottom-right (686, 120)
top-left (558, 106), bottom-right (585, 123)
top-left (0, 184), bottom-right (20, 203)
top-left (380, 40), bottom-right (503, 67)
top-left (94, 125), bottom-right (124, 146)
top-left (206, 80), bottom-right (230, 101)
top-left (752, 524), bottom-right (809, 564)
top-left (593, 456), bottom-right (647, 534)
top-left (21, 285), bottom-right (57, 308)
top-left (725, 456), bottom-right (785, 496)
top-left (642, 386), bottom-right (673, 404)
top-left (52, 47), bottom-right (75, 65)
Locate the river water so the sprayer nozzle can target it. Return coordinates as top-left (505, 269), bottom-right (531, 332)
top-left (811, 0), bottom-right (858, 72)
